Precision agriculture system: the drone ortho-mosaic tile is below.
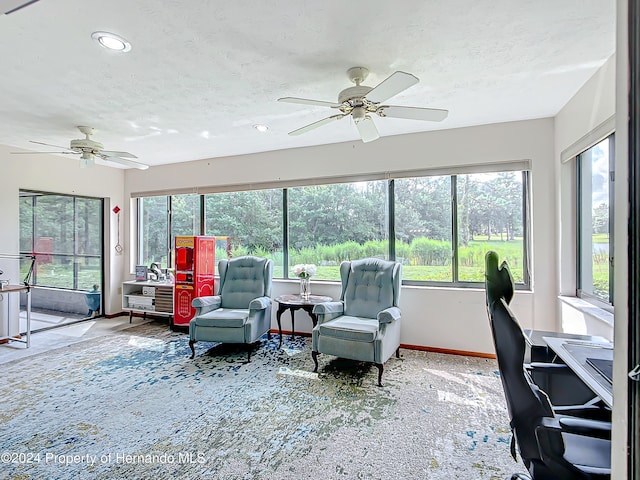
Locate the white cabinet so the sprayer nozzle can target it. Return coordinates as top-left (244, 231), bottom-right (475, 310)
top-left (122, 280), bottom-right (173, 323)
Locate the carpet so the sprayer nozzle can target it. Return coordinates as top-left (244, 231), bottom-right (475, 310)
top-left (0, 322), bottom-right (526, 479)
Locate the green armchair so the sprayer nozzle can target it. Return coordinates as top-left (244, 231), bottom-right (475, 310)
top-left (312, 258), bottom-right (402, 386)
top-left (188, 255), bottom-right (273, 361)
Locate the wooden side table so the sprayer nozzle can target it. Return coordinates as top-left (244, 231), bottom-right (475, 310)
top-left (275, 294), bottom-right (332, 348)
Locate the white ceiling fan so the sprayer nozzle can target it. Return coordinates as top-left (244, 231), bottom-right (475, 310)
top-left (278, 67), bottom-right (448, 143)
top-left (12, 126), bottom-right (149, 170)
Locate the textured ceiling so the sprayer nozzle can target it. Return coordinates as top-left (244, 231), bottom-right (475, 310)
top-left (0, 0), bottom-right (616, 168)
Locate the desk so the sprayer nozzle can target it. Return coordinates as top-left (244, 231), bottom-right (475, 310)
top-left (524, 329), bottom-right (608, 362)
top-left (275, 294), bottom-right (332, 348)
top-left (543, 336), bottom-right (613, 408)
top-left (0, 284), bottom-right (32, 348)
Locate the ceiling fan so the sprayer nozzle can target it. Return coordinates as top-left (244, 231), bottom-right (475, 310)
top-left (12, 126), bottom-right (149, 170)
top-left (278, 67), bottom-right (448, 143)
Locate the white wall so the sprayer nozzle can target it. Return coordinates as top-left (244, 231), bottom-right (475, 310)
top-left (0, 146), bottom-right (126, 327)
top-left (124, 118), bottom-right (555, 354)
top-left (555, 54), bottom-right (616, 335)
top-left (553, 47), bottom-right (623, 478)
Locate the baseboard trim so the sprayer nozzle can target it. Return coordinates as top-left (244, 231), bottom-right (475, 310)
top-left (400, 343), bottom-right (496, 359)
top-left (270, 328), bottom-right (310, 338)
top-left (0, 335), bottom-right (22, 344)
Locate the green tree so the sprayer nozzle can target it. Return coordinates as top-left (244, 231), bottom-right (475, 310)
top-left (592, 203), bottom-right (609, 234)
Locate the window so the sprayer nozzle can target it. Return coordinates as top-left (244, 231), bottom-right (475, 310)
top-left (394, 176), bottom-right (452, 282)
top-left (577, 135), bottom-right (614, 305)
top-left (136, 168), bottom-right (529, 287)
top-left (204, 189), bottom-right (283, 277)
top-left (456, 172), bottom-right (526, 283)
top-left (139, 196), bottom-right (169, 268)
top-left (288, 182), bottom-right (389, 281)
top-left (395, 172), bottom-right (528, 285)
top-left (171, 194), bottom-right (201, 239)
top-left (19, 190), bottom-right (103, 290)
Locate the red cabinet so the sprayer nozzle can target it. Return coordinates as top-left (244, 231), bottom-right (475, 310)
top-left (173, 236), bottom-right (215, 326)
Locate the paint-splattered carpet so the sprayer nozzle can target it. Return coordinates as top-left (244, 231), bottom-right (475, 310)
top-left (0, 321), bottom-right (526, 479)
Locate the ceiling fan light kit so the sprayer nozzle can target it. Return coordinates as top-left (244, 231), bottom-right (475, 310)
top-left (278, 66), bottom-right (448, 143)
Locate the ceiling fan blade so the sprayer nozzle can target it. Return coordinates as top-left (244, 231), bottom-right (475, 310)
top-left (29, 140), bottom-right (74, 151)
top-left (99, 150), bottom-right (138, 159)
top-left (366, 71), bottom-right (419, 103)
top-left (288, 114), bottom-right (345, 136)
top-left (11, 151), bottom-right (77, 154)
top-left (96, 153), bottom-right (149, 170)
top-left (98, 155), bottom-right (149, 170)
top-left (355, 117), bottom-right (380, 143)
top-left (378, 105), bottom-right (449, 122)
top-left (278, 97), bottom-right (342, 108)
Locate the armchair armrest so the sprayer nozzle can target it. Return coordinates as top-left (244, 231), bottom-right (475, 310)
top-left (313, 301), bottom-right (344, 324)
top-left (378, 306), bottom-right (401, 324)
top-left (192, 296), bottom-right (222, 316)
top-left (249, 296), bottom-right (271, 311)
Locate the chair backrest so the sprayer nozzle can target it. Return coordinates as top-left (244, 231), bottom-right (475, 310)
top-left (340, 258), bottom-right (401, 319)
top-left (218, 256), bottom-right (273, 309)
top-left (485, 252), bottom-right (566, 473)
top-left (485, 250), bottom-right (514, 306)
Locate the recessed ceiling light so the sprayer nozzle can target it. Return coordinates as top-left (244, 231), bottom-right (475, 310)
top-left (253, 124), bottom-right (269, 132)
top-left (91, 31), bottom-right (132, 52)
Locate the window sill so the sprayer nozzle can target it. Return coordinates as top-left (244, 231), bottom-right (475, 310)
top-left (558, 295), bottom-right (614, 327)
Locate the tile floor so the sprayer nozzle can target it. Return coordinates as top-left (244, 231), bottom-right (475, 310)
top-left (19, 308), bottom-right (87, 334)
top-left (0, 314), bottom-right (154, 365)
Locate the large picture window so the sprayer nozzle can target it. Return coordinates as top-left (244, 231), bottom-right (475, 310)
top-left (288, 182), bottom-right (389, 281)
top-left (19, 190), bottom-right (103, 290)
top-left (205, 189), bottom-right (283, 277)
top-left (577, 135), bottom-right (614, 305)
top-left (456, 172), bottom-right (526, 283)
top-left (136, 168), bottom-right (530, 287)
top-left (139, 196), bottom-right (169, 268)
top-left (394, 176), bottom-right (452, 282)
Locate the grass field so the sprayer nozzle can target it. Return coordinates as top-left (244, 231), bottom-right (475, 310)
top-left (292, 239), bottom-right (525, 283)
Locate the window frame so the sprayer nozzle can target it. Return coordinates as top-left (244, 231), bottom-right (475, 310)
top-left (397, 171), bottom-right (531, 289)
top-left (576, 133), bottom-right (615, 309)
top-left (136, 169), bottom-right (531, 289)
top-left (19, 189), bottom-right (104, 291)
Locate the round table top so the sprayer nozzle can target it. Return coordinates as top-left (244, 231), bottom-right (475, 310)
top-left (275, 294), bottom-right (333, 306)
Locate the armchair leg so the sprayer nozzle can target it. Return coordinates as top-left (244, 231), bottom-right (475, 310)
top-left (188, 340), bottom-right (196, 359)
top-left (247, 343), bottom-right (252, 363)
top-left (312, 351), bottom-right (319, 373)
top-left (376, 363), bottom-right (384, 387)
top-left (395, 347), bottom-right (400, 358)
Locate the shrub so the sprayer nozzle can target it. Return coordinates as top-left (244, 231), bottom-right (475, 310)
top-left (410, 237), bottom-right (451, 265)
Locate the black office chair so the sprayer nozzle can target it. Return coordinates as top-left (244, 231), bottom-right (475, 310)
top-left (485, 252), bottom-right (611, 480)
top-left (485, 252), bottom-right (610, 419)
